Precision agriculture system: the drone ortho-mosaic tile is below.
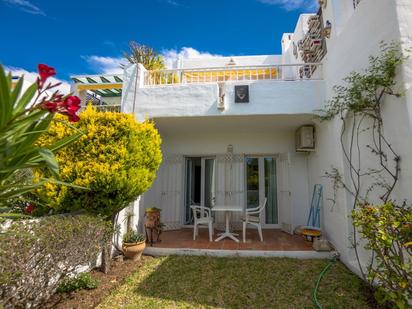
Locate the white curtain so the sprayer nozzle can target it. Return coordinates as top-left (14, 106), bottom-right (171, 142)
top-left (143, 155), bottom-right (184, 231)
top-left (278, 153), bottom-right (293, 234)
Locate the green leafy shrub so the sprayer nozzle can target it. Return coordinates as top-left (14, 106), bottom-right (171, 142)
top-left (123, 230), bottom-right (145, 243)
top-left (33, 105), bottom-right (162, 218)
top-left (352, 203), bottom-right (412, 308)
top-left (57, 272), bottom-right (99, 293)
top-left (0, 215), bottom-right (112, 308)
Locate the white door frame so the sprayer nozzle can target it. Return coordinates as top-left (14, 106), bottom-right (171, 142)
top-left (183, 157), bottom-right (194, 226)
top-left (244, 155), bottom-right (280, 229)
top-left (183, 155), bottom-right (216, 227)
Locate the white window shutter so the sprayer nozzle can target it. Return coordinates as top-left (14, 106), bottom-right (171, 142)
top-left (278, 152), bottom-right (293, 234)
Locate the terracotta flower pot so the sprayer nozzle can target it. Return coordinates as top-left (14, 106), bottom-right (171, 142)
top-left (122, 240), bottom-right (146, 261)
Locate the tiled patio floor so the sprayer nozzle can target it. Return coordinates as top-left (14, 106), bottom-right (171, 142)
top-left (150, 228), bottom-right (313, 251)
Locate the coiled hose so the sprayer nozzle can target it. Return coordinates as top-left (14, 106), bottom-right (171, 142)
top-left (312, 253), bottom-right (339, 309)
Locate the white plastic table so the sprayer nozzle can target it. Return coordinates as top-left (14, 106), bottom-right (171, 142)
top-left (211, 205), bottom-right (243, 242)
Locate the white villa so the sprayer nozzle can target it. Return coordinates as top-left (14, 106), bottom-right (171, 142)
top-left (71, 0), bottom-right (412, 275)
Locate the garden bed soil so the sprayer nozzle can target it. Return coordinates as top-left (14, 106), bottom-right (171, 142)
top-left (46, 255), bottom-right (153, 309)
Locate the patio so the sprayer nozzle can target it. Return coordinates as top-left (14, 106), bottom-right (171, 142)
top-left (145, 228), bottom-right (318, 252)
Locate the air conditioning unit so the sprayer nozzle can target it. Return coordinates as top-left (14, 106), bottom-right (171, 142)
top-left (295, 125), bottom-right (315, 152)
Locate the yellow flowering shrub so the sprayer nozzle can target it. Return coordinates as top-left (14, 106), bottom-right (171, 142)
top-left (34, 105), bottom-right (162, 217)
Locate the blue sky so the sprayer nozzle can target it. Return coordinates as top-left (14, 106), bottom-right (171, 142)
top-left (0, 0), bottom-right (317, 89)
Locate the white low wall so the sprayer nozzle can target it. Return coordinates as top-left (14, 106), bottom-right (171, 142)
top-left (134, 80), bottom-right (325, 121)
top-left (181, 55), bottom-right (282, 69)
top-left (113, 197), bottom-right (141, 249)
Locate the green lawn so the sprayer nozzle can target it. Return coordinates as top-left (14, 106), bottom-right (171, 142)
top-left (98, 256), bottom-right (373, 309)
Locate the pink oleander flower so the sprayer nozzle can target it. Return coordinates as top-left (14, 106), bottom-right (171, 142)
top-left (42, 95), bottom-right (81, 122)
top-left (38, 64), bottom-right (56, 82)
top-left (36, 64), bottom-right (82, 123)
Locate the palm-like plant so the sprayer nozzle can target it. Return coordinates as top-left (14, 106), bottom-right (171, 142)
top-left (123, 41), bottom-right (165, 70)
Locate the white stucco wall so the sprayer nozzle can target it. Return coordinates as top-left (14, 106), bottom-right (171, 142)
top-left (100, 96), bottom-right (121, 106)
top-left (282, 14), bottom-right (314, 66)
top-left (113, 197), bottom-right (141, 248)
top-left (180, 55), bottom-right (282, 69)
top-left (134, 80), bottom-right (325, 121)
top-left (307, 0), bottom-right (412, 274)
top-left (396, 0), bottom-right (412, 132)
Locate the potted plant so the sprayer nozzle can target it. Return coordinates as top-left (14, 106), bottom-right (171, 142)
top-left (122, 231), bottom-right (146, 261)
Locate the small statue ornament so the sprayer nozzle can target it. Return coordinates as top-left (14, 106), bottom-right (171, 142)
top-left (144, 207), bottom-right (163, 246)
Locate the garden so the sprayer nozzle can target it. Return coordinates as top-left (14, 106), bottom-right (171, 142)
top-left (56, 255), bottom-right (376, 309)
top-left (0, 42), bottom-right (411, 309)
top-left (0, 62), bottom-right (162, 307)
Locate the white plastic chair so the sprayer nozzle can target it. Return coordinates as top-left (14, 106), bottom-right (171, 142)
top-left (242, 198), bottom-right (267, 242)
top-left (190, 205), bottom-right (214, 242)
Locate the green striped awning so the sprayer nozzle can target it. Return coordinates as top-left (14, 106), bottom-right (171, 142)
top-left (71, 74), bottom-right (123, 97)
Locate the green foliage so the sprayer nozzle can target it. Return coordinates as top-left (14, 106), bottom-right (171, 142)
top-left (123, 230), bottom-right (145, 243)
top-left (0, 214), bottom-right (112, 308)
top-left (352, 203), bottom-right (412, 308)
top-left (57, 272), bottom-right (99, 293)
top-left (33, 105), bottom-right (162, 217)
top-left (0, 64), bottom-right (82, 210)
top-left (318, 42), bottom-right (407, 122)
top-left (319, 41), bottom-right (411, 308)
top-left (123, 41), bottom-right (166, 70)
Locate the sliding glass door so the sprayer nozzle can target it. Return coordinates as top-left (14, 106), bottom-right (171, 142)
top-left (264, 157), bottom-right (277, 224)
top-left (246, 157), bottom-right (260, 209)
top-left (246, 156), bottom-right (278, 225)
top-left (184, 157), bottom-right (216, 225)
top-left (203, 158), bottom-right (216, 208)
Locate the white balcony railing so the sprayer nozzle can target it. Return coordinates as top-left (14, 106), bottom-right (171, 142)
top-left (143, 63), bottom-right (322, 86)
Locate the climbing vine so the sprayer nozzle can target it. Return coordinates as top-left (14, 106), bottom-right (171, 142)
top-left (318, 42), bottom-right (411, 306)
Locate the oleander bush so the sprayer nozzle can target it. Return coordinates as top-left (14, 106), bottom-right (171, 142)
top-left (0, 214), bottom-right (112, 308)
top-left (33, 105), bottom-right (162, 218)
top-left (352, 203), bottom-right (412, 308)
top-left (0, 63), bottom-right (82, 214)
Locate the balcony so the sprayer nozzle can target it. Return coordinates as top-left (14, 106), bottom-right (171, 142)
top-left (142, 63), bottom-right (323, 86)
top-left (122, 63), bottom-right (326, 120)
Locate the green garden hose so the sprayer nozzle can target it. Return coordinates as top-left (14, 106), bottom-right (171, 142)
top-left (312, 253), bottom-right (339, 309)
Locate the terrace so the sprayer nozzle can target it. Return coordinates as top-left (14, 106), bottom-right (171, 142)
top-left (71, 74), bottom-right (123, 111)
top-left (144, 228), bottom-right (332, 259)
top-left (142, 63), bottom-right (323, 86)
top-left (122, 63), bottom-right (325, 120)
top-left (71, 62), bottom-right (325, 119)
